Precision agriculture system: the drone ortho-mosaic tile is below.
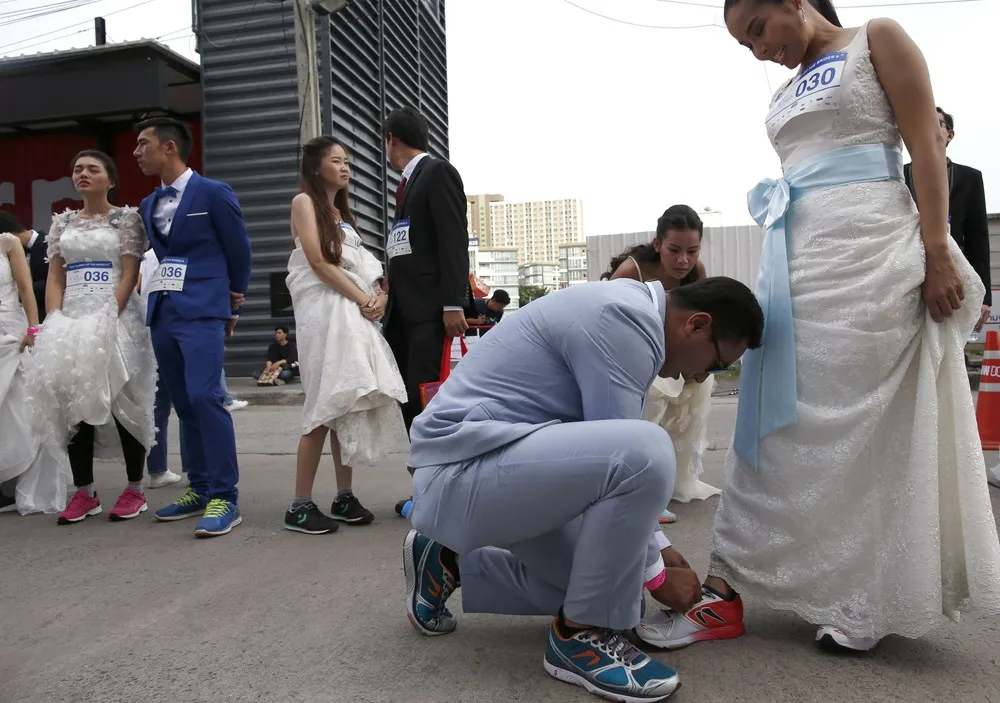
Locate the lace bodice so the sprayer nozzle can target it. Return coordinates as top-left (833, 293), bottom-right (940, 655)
top-left (767, 22), bottom-right (900, 171)
top-left (47, 207), bottom-right (147, 315)
top-left (0, 232), bottom-right (18, 307)
top-left (291, 222), bottom-right (383, 286)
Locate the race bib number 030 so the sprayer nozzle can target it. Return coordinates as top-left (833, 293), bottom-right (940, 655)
top-left (66, 261), bottom-right (113, 292)
top-left (766, 51), bottom-right (847, 141)
top-left (147, 256), bottom-right (189, 293)
top-left (387, 219), bottom-right (412, 259)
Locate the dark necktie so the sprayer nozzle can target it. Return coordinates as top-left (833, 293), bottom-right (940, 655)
top-left (394, 177), bottom-right (407, 219)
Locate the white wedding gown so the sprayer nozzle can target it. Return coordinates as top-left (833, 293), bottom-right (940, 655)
top-left (28, 208), bottom-right (157, 460)
top-left (0, 232), bottom-right (70, 514)
top-left (285, 223), bottom-right (409, 464)
top-left (710, 24), bottom-right (1000, 640)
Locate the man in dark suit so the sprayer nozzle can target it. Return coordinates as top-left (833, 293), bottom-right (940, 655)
top-left (382, 106), bottom-right (470, 430)
top-left (904, 107), bottom-right (991, 332)
top-left (0, 211), bottom-right (47, 323)
top-left (381, 106), bottom-right (469, 515)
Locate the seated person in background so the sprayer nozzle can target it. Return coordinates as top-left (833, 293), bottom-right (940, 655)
top-left (465, 289), bottom-right (510, 335)
top-left (257, 325), bottom-right (299, 385)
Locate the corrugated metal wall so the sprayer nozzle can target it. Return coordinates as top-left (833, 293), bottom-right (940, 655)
top-left (587, 225), bottom-right (765, 290)
top-left (199, 0), bottom-right (449, 374)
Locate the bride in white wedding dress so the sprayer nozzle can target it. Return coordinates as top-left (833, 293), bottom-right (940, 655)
top-left (637, 0), bottom-right (1000, 654)
top-left (282, 136), bottom-right (408, 536)
top-left (0, 224), bottom-right (68, 515)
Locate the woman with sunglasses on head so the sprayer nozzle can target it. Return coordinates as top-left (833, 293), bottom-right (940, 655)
top-left (282, 136), bottom-right (409, 535)
top-left (603, 204), bottom-right (721, 524)
top-left (635, 0), bottom-right (1000, 653)
top-left (30, 150), bottom-right (157, 525)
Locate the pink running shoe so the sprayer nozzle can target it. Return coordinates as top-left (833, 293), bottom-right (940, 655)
top-left (57, 489), bottom-right (102, 525)
top-left (109, 487), bottom-right (148, 521)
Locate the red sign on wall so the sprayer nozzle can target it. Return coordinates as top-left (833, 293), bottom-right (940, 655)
top-left (0, 121), bottom-right (202, 233)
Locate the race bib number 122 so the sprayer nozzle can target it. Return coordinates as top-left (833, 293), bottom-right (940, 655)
top-left (766, 51), bottom-right (847, 140)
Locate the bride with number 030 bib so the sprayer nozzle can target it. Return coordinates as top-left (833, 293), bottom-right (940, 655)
top-left (636, 0), bottom-right (1000, 654)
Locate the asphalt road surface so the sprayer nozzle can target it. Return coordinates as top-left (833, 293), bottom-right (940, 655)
top-left (3, 399), bottom-right (999, 703)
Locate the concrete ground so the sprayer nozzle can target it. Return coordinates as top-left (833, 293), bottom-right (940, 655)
top-left (2, 399), bottom-right (999, 703)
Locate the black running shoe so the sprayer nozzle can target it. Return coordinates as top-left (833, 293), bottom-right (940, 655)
top-left (284, 501), bottom-right (339, 534)
top-left (331, 494), bottom-right (375, 524)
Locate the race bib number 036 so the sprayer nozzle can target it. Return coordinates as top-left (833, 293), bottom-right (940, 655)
top-left (387, 219), bottom-right (412, 259)
top-left (147, 256), bottom-right (189, 293)
top-left (766, 51), bottom-right (847, 141)
top-left (66, 261), bottom-right (113, 292)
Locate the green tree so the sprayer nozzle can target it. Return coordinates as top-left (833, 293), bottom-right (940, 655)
top-left (518, 285), bottom-right (549, 306)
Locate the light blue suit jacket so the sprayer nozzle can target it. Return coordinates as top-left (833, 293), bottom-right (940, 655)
top-left (409, 279), bottom-right (667, 467)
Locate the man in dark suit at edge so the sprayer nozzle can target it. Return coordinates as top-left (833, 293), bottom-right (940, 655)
top-left (381, 106), bottom-right (469, 515)
top-left (904, 107), bottom-right (992, 333)
top-left (0, 211), bottom-right (48, 323)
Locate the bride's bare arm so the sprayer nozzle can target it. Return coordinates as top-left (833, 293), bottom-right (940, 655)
top-left (291, 193), bottom-right (374, 307)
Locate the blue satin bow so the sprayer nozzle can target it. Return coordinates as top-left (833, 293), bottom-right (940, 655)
top-left (733, 143), bottom-right (904, 468)
top-left (155, 185), bottom-right (178, 198)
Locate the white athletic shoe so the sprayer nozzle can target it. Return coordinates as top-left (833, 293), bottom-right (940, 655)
top-left (148, 470), bottom-right (183, 489)
top-left (816, 625), bottom-right (878, 652)
top-left (987, 463), bottom-right (1000, 489)
top-left (227, 399), bottom-right (249, 412)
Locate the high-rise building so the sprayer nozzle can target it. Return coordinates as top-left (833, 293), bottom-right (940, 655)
top-left (196, 0), bottom-right (450, 373)
top-left (469, 242), bottom-right (520, 309)
top-left (466, 193), bottom-right (504, 241)
top-left (489, 198), bottom-right (584, 264)
top-left (558, 242), bottom-right (588, 288)
top-left (519, 262), bottom-right (560, 291)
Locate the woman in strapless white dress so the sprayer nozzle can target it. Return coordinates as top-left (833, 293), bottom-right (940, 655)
top-left (604, 204), bottom-right (721, 523)
top-left (282, 136), bottom-right (408, 536)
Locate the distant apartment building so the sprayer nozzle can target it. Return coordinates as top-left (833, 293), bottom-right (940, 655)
top-left (466, 193), bottom-right (504, 242)
top-left (519, 261), bottom-right (560, 291)
top-left (489, 198), bottom-right (584, 264)
top-left (469, 238), bottom-right (520, 309)
top-left (559, 242), bottom-right (588, 288)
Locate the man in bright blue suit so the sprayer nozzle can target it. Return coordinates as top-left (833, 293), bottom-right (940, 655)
top-left (133, 117), bottom-right (252, 538)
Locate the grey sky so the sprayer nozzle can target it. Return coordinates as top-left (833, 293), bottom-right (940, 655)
top-left (2, 0), bottom-right (996, 236)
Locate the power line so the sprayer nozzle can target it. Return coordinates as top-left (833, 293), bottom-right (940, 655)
top-left (0, 26), bottom-right (89, 54)
top-left (0, 0), bottom-right (104, 26)
top-left (562, 0), bottom-right (720, 28)
top-left (0, 0), bottom-right (158, 53)
top-left (653, 0), bottom-right (987, 7)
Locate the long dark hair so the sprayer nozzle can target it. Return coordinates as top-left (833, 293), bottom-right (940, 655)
top-left (299, 136), bottom-right (357, 266)
top-left (723, 0), bottom-right (842, 27)
top-left (601, 204), bottom-right (704, 281)
top-left (71, 149), bottom-right (119, 202)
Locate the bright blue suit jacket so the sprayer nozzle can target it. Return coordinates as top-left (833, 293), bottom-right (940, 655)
top-left (138, 171), bottom-right (252, 324)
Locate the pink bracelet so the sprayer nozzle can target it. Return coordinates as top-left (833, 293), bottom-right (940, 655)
top-left (26, 327), bottom-right (40, 336)
top-left (644, 569), bottom-right (667, 592)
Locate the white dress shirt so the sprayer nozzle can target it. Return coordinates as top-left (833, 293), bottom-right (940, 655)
top-left (152, 167), bottom-right (194, 238)
top-left (26, 229), bottom-right (39, 250)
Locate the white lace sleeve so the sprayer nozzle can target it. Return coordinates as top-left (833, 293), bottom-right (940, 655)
top-left (115, 207), bottom-right (148, 260)
top-left (0, 231), bottom-right (17, 253)
top-left (46, 210), bottom-right (73, 261)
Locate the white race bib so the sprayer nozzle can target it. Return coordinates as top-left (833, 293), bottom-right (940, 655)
top-left (66, 261), bottom-right (113, 293)
top-left (387, 219), bottom-right (412, 259)
top-left (766, 51), bottom-right (847, 141)
top-left (147, 256), bottom-right (189, 293)
top-left (341, 223), bottom-right (363, 250)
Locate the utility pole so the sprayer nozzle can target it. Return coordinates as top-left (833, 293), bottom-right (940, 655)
top-left (94, 16), bottom-right (107, 46)
top-left (293, 0), bottom-right (321, 144)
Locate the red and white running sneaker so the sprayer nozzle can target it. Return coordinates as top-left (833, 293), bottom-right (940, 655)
top-left (57, 489), bottom-right (102, 525)
top-left (816, 625), bottom-right (878, 652)
top-left (108, 487), bottom-right (148, 521)
top-left (635, 587), bottom-right (745, 649)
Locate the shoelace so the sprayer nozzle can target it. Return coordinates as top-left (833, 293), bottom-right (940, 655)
top-left (173, 488), bottom-right (200, 506)
top-left (203, 499), bottom-right (231, 518)
top-left (67, 491), bottom-right (93, 511)
top-left (585, 629), bottom-right (644, 666)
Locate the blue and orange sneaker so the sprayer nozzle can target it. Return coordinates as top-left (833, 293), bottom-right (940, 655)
top-left (194, 499), bottom-right (242, 538)
top-left (154, 486), bottom-right (209, 521)
top-left (544, 620), bottom-right (681, 701)
top-left (402, 529), bottom-right (457, 636)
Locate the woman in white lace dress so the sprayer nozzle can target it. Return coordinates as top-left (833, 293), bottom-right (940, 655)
top-left (604, 204), bottom-right (721, 524)
top-left (282, 136), bottom-right (408, 535)
top-left (30, 150), bottom-right (157, 525)
top-left (0, 217), bottom-right (64, 515)
top-left (637, 0), bottom-right (1000, 653)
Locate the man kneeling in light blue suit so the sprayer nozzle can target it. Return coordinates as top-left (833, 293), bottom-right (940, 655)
top-left (402, 276), bottom-right (763, 702)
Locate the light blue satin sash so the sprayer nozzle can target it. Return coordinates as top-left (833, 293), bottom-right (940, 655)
top-left (733, 143), bottom-right (904, 468)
